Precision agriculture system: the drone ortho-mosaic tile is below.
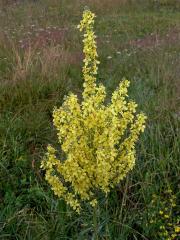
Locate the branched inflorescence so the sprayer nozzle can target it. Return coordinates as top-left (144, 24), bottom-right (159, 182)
top-left (41, 10), bottom-right (147, 212)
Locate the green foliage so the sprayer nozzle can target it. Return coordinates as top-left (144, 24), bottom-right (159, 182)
top-left (0, 0), bottom-right (179, 239)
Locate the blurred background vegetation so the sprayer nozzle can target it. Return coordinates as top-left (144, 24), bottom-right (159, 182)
top-left (0, 0), bottom-right (179, 239)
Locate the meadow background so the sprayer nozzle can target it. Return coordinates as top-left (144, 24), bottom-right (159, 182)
top-left (0, 0), bottom-right (179, 239)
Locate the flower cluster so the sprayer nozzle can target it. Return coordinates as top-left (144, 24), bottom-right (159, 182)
top-left (41, 10), bottom-right (146, 212)
top-left (147, 188), bottom-right (180, 240)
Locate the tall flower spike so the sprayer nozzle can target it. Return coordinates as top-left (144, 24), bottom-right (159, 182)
top-left (41, 10), bottom-right (147, 213)
top-left (78, 10), bottom-right (99, 100)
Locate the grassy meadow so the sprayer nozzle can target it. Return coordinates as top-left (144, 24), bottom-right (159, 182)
top-left (0, 0), bottom-right (180, 239)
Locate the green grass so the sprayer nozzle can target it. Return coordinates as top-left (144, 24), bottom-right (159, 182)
top-left (0, 0), bottom-right (179, 239)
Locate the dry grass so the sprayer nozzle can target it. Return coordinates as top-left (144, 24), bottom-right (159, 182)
top-left (40, 46), bottom-right (82, 78)
top-left (11, 44), bottom-right (37, 82)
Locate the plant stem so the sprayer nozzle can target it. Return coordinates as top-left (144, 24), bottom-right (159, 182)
top-left (93, 205), bottom-right (99, 240)
top-left (105, 196), bottom-right (109, 239)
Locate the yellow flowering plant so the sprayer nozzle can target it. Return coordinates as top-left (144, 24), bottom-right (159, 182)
top-left (41, 10), bottom-right (147, 212)
top-left (146, 189), bottom-right (180, 240)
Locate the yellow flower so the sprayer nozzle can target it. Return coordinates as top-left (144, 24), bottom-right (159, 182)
top-left (90, 199), bottom-right (98, 207)
top-left (171, 233), bottom-right (177, 239)
top-left (174, 226), bottom-right (180, 233)
top-left (159, 210), bottom-right (164, 215)
top-left (167, 223), bottom-right (172, 226)
top-left (41, 10), bottom-right (146, 212)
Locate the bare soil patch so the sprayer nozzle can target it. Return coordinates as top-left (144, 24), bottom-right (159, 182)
top-left (130, 28), bottom-right (180, 49)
